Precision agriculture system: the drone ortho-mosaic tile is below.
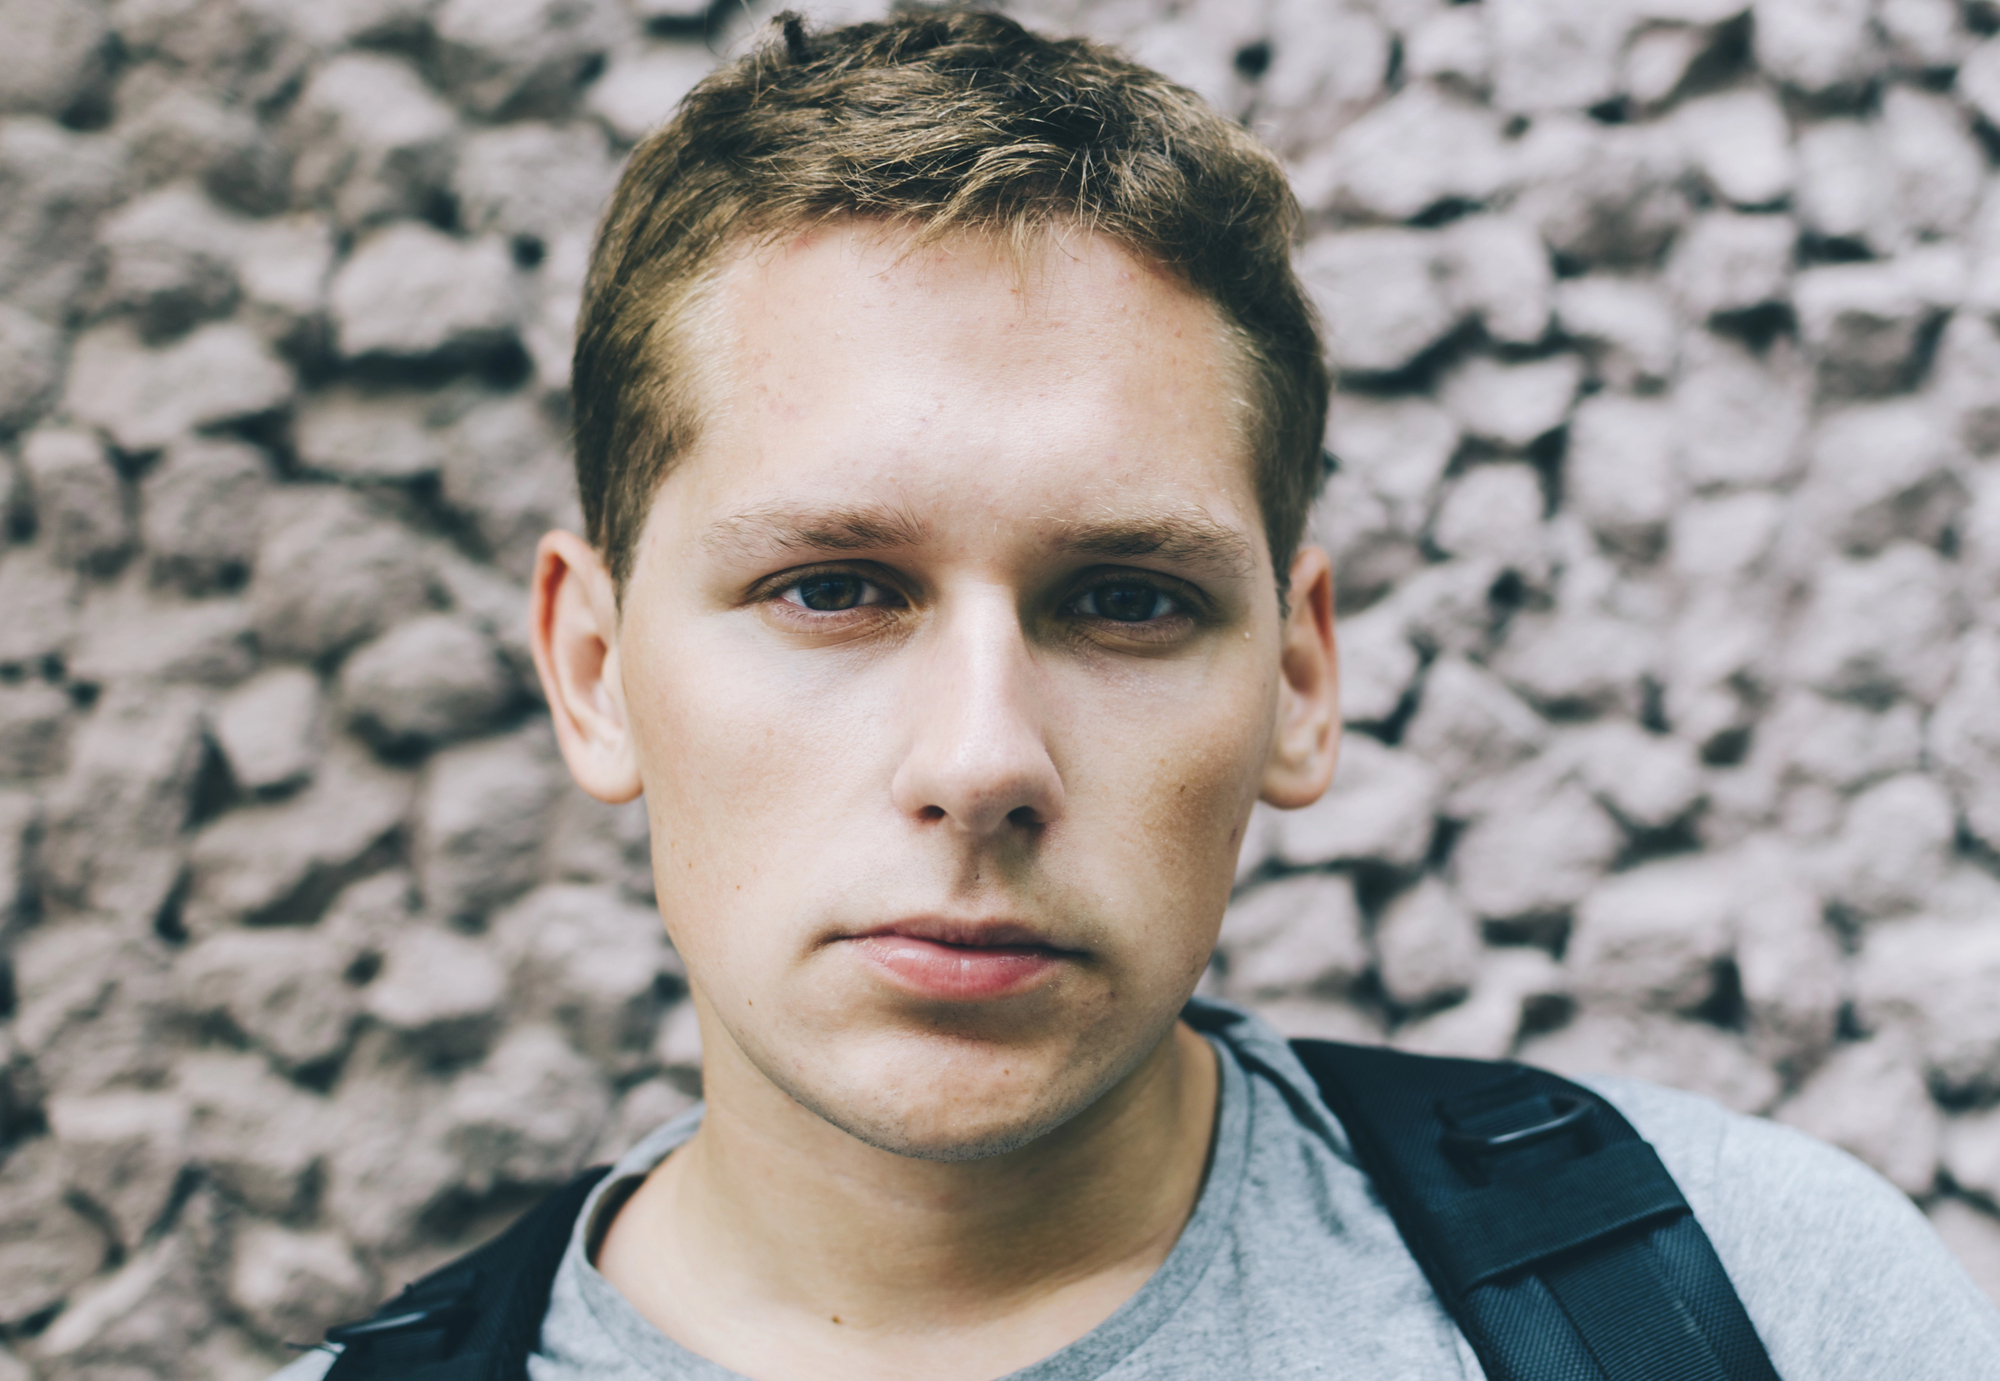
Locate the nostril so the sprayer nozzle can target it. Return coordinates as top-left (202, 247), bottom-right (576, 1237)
top-left (1006, 805), bottom-right (1041, 828)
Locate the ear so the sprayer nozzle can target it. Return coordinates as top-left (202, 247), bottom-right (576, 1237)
top-left (529, 529), bottom-right (643, 803)
top-left (1260, 545), bottom-right (1340, 810)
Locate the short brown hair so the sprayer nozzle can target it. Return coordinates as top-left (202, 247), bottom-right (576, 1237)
top-left (572, 8), bottom-right (1329, 594)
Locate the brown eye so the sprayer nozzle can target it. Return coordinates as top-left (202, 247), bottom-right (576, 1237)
top-left (782, 573), bottom-right (890, 611)
top-left (1077, 581), bottom-right (1174, 622)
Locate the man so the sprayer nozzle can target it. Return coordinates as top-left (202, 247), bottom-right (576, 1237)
top-left (282, 10), bottom-right (2000, 1379)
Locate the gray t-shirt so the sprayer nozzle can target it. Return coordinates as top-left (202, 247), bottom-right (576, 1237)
top-left (278, 1000), bottom-right (2000, 1379)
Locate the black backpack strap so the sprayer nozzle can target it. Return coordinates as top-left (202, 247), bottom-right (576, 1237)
top-left (1290, 1039), bottom-right (1781, 1381)
top-left (322, 1165), bottom-right (612, 1381)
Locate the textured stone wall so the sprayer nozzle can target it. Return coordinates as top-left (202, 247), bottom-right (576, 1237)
top-left (3, 0), bottom-right (2000, 1374)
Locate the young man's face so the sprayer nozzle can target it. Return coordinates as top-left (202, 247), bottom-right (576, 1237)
top-left (539, 221), bottom-right (1336, 1161)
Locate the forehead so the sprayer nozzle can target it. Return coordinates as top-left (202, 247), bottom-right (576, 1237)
top-left (655, 220), bottom-right (1263, 551)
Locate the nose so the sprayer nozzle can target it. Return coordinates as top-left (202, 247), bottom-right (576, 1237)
top-left (889, 586), bottom-right (1064, 839)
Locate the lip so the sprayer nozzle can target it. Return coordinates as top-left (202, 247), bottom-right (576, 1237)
top-left (839, 919), bottom-right (1078, 1000)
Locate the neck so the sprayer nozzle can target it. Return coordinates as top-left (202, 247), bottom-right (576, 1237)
top-left (596, 1013), bottom-right (1220, 1381)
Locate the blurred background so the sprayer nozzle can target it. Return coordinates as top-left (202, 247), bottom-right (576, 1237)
top-left (3, 0), bottom-right (2000, 1373)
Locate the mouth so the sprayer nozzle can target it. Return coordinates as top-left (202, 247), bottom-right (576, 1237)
top-left (837, 919), bottom-right (1080, 1000)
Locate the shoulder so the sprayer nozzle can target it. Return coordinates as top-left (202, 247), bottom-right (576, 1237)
top-left (1581, 1073), bottom-right (2000, 1379)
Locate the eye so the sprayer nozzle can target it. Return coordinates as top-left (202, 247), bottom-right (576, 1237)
top-left (1072, 579), bottom-right (1181, 623)
top-left (780, 572), bottom-right (892, 612)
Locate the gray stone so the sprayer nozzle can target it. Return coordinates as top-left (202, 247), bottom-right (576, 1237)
top-left (0, 302), bottom-right (61, 433)
top-left (1790, 400), bottom-right (1964, 558)
top-left (1492, 607), bottom-right (1653, 719)
top-left (180, 925), bottom-right (363, 1071)
top-left (1929, 1199), bottom-right (2000, 1309)
top-left (1268, 732), bottom-right (1440, 870)
top-left (183, 739), bottom-right (412, 934)
top-left (1795, 261), bottom-right (1946, 397)
top-left (1518, 1009), bottom-right (1781, 1114)
top-left (1670, 86), bottom-right (1794, 209)
top-left (1729, 845), bottom-right (1840, 1071)
top-left (0, 117), bottom-right (126, 323)
top-left (319, 1045), bottom-right (466, 1252)
top-left (1552, 274), bottom-right (1677, 391)
top-left (1334, 603), bottom-right (1418, 726)
top-left (1963, 466), bottom-right (2000, 599)
top-left (1668, 490), bottom-right (1783, 588)
top-left (62, 321), bottom-right (293, 455)
top-left (1512, 116), bottom-right (1688, 269)
top-left (1944, 1104), bottom-right (2000, 1208)
top-left (228, 1223), bottom-right (374, 1347)
top-left (1252, 0), bottom-right (1390, 155)
top-left (250, 486), bottom-right (434, 661)
top-left (1820, 773), bottom-right (1956, 920)
top-left (46, 1089), bottom-right (190, 1252)
top-left (1404, 654), bottom-right (1548, 796)
top-left (93, 183), bottom-right (244, 342)
top-left (1785, 543), bottom-right (1957, 706)
top-left (1374, 876), bottom-right (1481, 1010)
top-left (293, 387), bottom-right (443, 483)
top-left (338, 614), bottom-right (516, 752)
top-left (0, 1136), bottom-right (109, 1326)
top-left (330, 222), bottom-right (521, 361)
top-left (543, 785), bottom-right (653, 900)
top-left (1443, 214), bottom-right (1552, 347)
top-left (444, 1025), bottom-right (613, 1190)
top-left (1673, 330), bottom-right (1809, 490)
top-left (1565, 392), bottom-right (1678, 556)
top-left (414, 727), bottom-right (559, 921)
top-left (1932, 631), bottom-right (2000, 853)
top-left (1566, 721), bottom-right (1704, 832)
top-left (1876, 84), bottom-right (1985, 248)
top-left (1879, 0), bottom-right (1975, 67)
top-left (1961, 35), bottom-right (2000, 130)
top-left (31, 1199), bottom-right (215, 1369)
top-left (1401, 4), bottom-right (1487, 92)
top-left (1315, 473), bottom-right (1424, 614)
top-left (178, 1050), bottom-right (328, 1217)
top-left (454, 121), bottom-right (617, 247)
top-left (0, 678), bottom-right (71, 778)
top-left (364, 924), bottom-right (508, 1062)
top-left (1762, 689), bottom-right (1922, 793)
top-left (1451, 778), bottom-right (1621, 923)
top-left (0, 790), bottom-right (38, 920)
top-left (586, 42), bottom-right (717, 144)
top-left (433, 0), bottom-right (628, 120)
top-left (65, 573), bottom-right (257, 687)
top-left (1296, 82), bottom-right (1508, 224)
top-left (1395, 947), bottom-right (1564, 1060)
top-left (1440, 357), bottom-right (1580, 452)
top-left (0, 0), bottom-right (111, 121)
top-left (235, 212), bottom-right (336, 349)
top-left (10, 918), bottom-right (179, 1096)
top-left (438, 394), bottom-right (581, 577)
top-left (1324, 393), bottom-right (1457, 536)
top-left (491, 883), bottom-right (679, 1074)
top-left (1857, 917), bottom-right (2000, 1097)
top-left (140, 437), bottom-right (267, 593)
top-left (1931, 312), bottom-right (2000, 457)
top-left (1776, 1036), bottom-right (1940, 1195)
top-left (1666, 211), bottom-right (1794, 322)
top-left (1568, 855), bottom-right (1732, 1012)
top-left (1487, 0), bottom-right (1629, 113)
top-left (1297, 228), bottom-right (1456, 377)
top-left (119, 81), bottom-right (289, 216)
top-left (110, 0), bottom-right (314, 105)
top-left (21, 426), bottom-right (126, 573)
top-left (1218, 870), bottom-right (1368, 1000)
top-left (288, 53), bottom-right (457, 230)
top-left (1753, 0), bottom-right (1878, 95)
top-left (39, 685), bottom-right (205, 926)
top-left (1430, 463), bottom-right (1547, 584)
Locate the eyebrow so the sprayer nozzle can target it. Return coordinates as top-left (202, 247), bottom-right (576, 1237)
top-left (704, 501), bottom-right (1257, 578)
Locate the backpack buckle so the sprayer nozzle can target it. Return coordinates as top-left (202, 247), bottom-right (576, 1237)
top-left (1437, 1075), bottom-right (1595, 1183)
top-left (325, 1269), bottom-right (479, 1363)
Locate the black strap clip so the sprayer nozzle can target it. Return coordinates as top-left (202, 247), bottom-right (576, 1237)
top-left (325, 1268), bottom-right (480, 1364)
top-left (1437, 1074), bottom-right (1595, 1184)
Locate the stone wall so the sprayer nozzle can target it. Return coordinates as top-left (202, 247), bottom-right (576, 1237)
top-left (2, 0), bottom-right (1999, 1374)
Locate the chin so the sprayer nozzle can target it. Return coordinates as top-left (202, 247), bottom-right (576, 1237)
top-left (775, 1033), bottom-right (1139, 1163)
